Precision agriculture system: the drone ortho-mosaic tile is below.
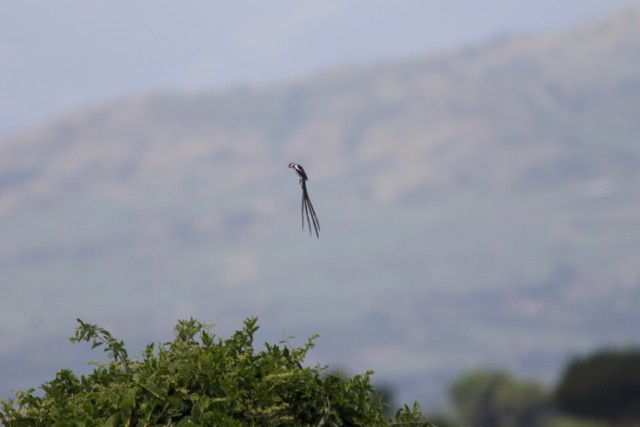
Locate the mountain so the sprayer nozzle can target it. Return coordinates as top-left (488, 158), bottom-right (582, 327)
top-left (1, 6), bottom-right (640, 407)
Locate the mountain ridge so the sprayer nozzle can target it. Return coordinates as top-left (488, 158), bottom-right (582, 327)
top-left (4, 5), bottom-right (640, 214)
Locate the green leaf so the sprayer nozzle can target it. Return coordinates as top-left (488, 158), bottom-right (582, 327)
top-left (176, 419), bottom-right (198, 427)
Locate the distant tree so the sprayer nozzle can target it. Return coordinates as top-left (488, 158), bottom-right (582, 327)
top-left (555, 348), bottom-right (640, 423)
top-left (450, 369), bottom-right (551, 427)
top-left (0, 317), bottom-right (431, 426)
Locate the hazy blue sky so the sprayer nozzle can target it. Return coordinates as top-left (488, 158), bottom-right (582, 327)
top-left (1, 0), bottom-right (637, 135)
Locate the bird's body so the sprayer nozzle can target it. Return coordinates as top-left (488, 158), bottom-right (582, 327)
top-left (288, 163), bottom-right (320, 238)
top-left (288, 162), bottom-right (308, 181)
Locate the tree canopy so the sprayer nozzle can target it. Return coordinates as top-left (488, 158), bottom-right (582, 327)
top-left (450, 369), bottom-right (550, 427)
top-left (555, 348), bottom-right (640, 423)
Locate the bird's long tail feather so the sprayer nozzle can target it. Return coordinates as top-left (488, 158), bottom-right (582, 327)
top-left (301, 181), bottom-right (320, 238)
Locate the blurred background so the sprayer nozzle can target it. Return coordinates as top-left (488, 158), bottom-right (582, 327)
top-left (2, 0), bottom-right (640, 423)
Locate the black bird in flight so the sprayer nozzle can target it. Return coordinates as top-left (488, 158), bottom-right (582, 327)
top-left (288, 163), bottom-right (320, 238)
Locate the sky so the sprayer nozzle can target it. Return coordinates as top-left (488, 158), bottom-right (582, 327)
top-left (1, 0), bottom-right (638, 137)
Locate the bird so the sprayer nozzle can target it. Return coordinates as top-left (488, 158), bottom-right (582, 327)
top-left (288, 163), bottom-right (320, 238)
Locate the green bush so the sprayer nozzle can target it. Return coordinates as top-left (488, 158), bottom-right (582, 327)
top-left (1, 317), bottom-right (431, 426)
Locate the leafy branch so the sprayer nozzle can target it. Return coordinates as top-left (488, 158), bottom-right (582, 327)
top-left (70, 318), bottom-right (129, 366)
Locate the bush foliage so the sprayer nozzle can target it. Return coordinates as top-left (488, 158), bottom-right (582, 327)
top-left (0, 317), bottom-right (430, 426)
